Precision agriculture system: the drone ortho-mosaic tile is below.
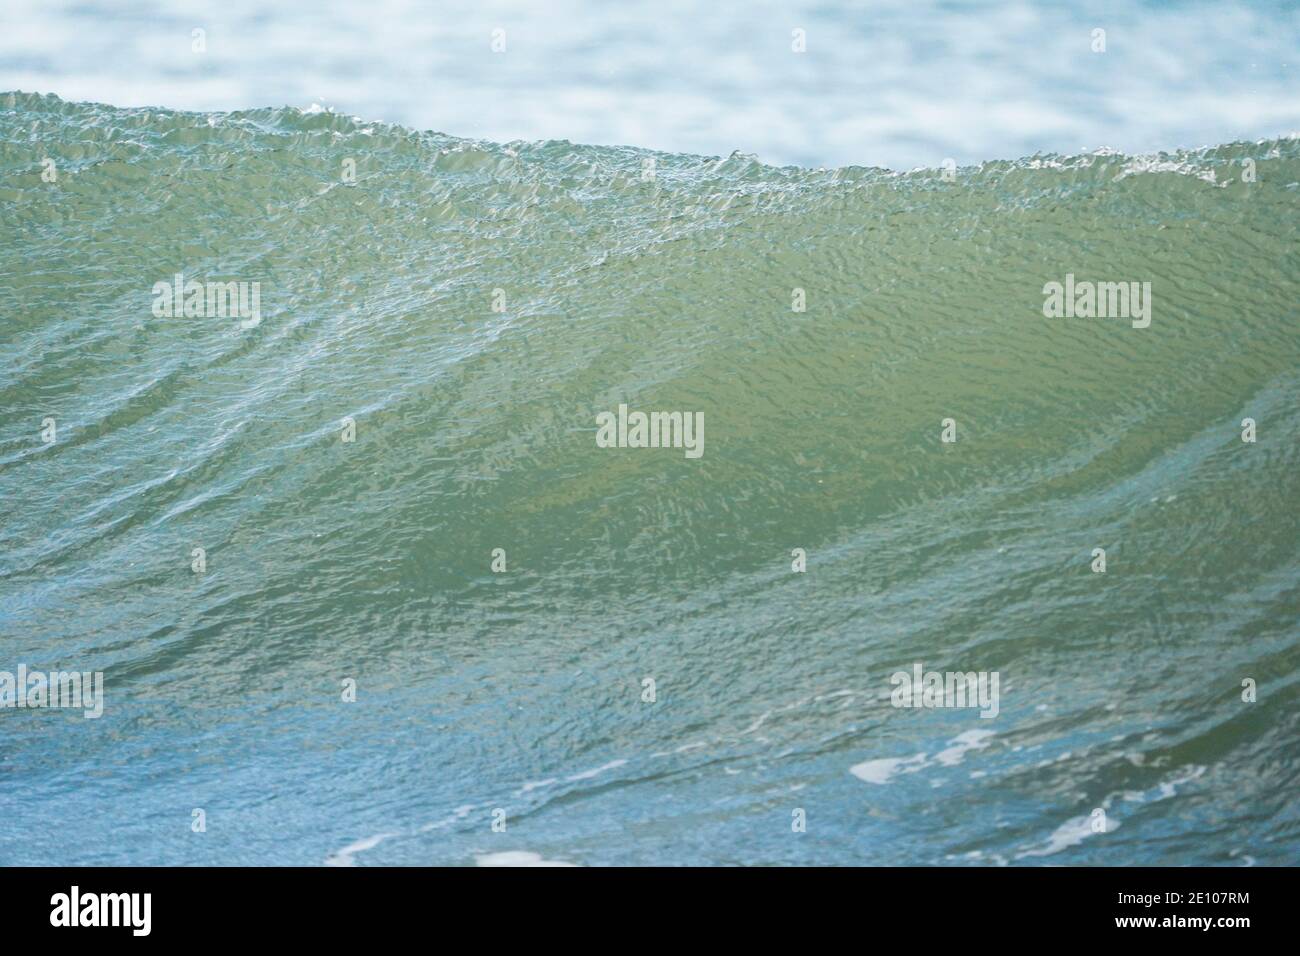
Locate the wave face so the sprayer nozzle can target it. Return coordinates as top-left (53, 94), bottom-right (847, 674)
top-left (2, 93), bottom-right (1298, 866)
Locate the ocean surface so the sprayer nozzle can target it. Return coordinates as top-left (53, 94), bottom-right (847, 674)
top-left (1, 91), bottom-right (1299, 866)
top-left (2, 0), bottom-right (1299, 170)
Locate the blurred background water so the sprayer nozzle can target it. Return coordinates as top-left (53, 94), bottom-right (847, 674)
top-left (2, 0), bottom-right (1298, 169)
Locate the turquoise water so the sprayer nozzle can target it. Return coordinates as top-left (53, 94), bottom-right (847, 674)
top-left (1, 92), bottom-right (1298, 865)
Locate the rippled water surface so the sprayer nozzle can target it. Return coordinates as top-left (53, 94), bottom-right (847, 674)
top-left (0, 92), bottom-right (1298, 865)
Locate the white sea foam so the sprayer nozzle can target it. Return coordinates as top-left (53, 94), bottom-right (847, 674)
top-left (850, 753), bottom-right (927, 785)
top-left (325, 832), bottom-right (394, 867)
top-left (566, 759), bottom-right (628, 782)
top-left (850, 729), bottom-right (996, 785)
top-left (1017, 815), bottom-right (1119, 859)
top-left (476, 851), bottom-right (578, 867)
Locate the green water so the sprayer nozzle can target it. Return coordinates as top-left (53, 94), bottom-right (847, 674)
top-left (1, 93), bottom-right (1297, 865)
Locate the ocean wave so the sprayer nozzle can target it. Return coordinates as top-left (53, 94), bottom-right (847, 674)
top-left (1, 93), bottom-right (1297, 865)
